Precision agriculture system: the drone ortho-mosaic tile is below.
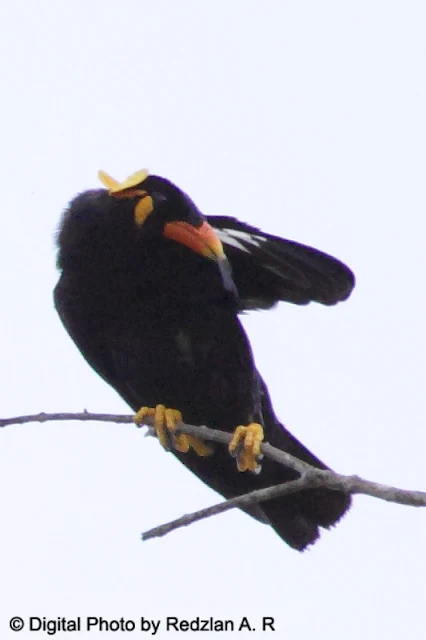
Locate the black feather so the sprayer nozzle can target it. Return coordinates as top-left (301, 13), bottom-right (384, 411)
top-left (54, 174), bottom-right (353, 550)
top-left (209, 216), bottom-right (355, 308)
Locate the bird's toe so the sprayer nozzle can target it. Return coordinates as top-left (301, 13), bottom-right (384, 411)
top-left (134, 404), bottom-right (213, 456)
top-left (228, 423), bottom-right (264, 473)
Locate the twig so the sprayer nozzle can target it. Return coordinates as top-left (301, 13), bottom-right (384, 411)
top-left (142, 470), bottom-right (426, 540)
top-left (1, 411), bottom-right (426, 541)
top-left (0, 411), bottom-right (134, 428)
top-left (0, 411), bottom-right (311, 476)
top-left (142, 474), bottom-right (322, 540)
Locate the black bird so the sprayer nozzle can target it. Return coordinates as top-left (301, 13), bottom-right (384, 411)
top-left (54, 169), bottom-right (355, 550)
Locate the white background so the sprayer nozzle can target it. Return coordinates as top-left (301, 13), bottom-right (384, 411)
top-left (0, 1), bottom-right (425, 637)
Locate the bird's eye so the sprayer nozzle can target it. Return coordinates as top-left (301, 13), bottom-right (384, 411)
top-left (151, 192), bottom-right (168, 207)
top-left (134, 192), bottom-right (168, 227)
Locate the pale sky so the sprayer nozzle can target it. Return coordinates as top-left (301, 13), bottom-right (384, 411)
top-left (1, 1), bottom-right (425, 638)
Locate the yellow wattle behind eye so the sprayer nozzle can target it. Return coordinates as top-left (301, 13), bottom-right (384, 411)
top-left (135, 195), bottom-right (154, 226)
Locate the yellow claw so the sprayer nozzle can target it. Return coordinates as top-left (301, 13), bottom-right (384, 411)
top-left (182, 435), bottom-right (214, 457)
top-left (133, 404), bottom-right (213, 457)
top-left (228, 423), bottom-right (264, 472)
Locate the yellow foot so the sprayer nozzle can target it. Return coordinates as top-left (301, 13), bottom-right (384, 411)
top-left (133, 404), bottom-right (213, 456)
top-left (228, 423), bottom-right (264, 473)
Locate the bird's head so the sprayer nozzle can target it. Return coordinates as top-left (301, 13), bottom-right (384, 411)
top-left (57, 169), bottom-right (237, 296)
top-left (98, 169), bottom-right (227, 261)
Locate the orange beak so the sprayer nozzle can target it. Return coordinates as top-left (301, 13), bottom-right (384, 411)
top-left (163, 220), bottom-right (225, 261)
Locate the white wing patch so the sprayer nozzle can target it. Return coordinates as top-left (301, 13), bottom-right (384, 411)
top-left (216, 229), bottom-right (266, 253)
top-left (226, 228), bottom-right (266, 247)
top-left (216, 230), bottom-right (250, 253)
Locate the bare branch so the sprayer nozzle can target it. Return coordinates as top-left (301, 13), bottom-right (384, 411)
top-left (142, 470), bottom-right (426, 540)
top-left (0, 411), bottom-right (134, 428)
top-left (0, 411), bottom-right (311, 476)
top-left (142, 474), bottom-right (320, 540)
top-left (1, 410), bottom-right (425, 542)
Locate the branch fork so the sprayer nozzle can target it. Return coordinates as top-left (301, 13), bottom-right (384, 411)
top-left (1, 411), bottom-right (425, 540)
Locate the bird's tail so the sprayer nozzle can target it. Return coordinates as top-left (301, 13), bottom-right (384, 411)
top-left (258, 379), bottom-right (351, 550)
top-left (258, 424), bottom-right (351, 550)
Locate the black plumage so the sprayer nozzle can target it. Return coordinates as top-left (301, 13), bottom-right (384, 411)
top-left (54, 171), bottom-right (354, 550)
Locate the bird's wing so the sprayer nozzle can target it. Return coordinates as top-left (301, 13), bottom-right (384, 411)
top-left (207, 215), bottom-right (355, 309)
